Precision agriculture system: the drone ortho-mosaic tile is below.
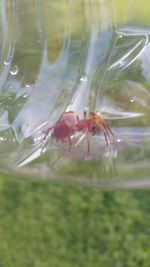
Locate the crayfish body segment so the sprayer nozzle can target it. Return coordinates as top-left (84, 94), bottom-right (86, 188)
top-left (43, 111), bottom-right (113, 154)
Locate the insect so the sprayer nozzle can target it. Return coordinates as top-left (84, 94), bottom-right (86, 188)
top-left (43, 111), bottom-right (113, 155)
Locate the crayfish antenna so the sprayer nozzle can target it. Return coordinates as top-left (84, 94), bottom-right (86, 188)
top-left (42, 126), bottom-right (54, 142)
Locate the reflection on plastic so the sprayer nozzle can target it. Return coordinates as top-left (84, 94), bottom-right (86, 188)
top-left (0, 0), bottom-right (150, 187)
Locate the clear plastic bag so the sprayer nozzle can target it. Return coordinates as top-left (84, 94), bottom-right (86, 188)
top-left (0, 0), bottom-right (150, 188)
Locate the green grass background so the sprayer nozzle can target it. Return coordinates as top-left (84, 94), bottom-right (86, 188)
top-left (0, 175), bottom-right (150, 267)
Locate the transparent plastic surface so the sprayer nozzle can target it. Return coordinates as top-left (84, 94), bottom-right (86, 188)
top-left (0, 0), bottom-right (150, 188)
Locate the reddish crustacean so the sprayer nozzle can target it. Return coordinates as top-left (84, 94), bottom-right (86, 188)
top-left (43, 111), bottom-right (113, 154)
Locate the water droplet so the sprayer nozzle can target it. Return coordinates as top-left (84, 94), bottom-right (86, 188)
top-left (23, 94), bottom-right (28, 98)
top-left (119, 33), bottom-right (123, 38)
top-left (80, 75), bottom-right (87, 82)
top-left (4, 61), bottom-right (10, 66)
top-left (25, 84), bottom-right (30, 88)
top-left (130, 96), bottom-right (135, 103)
top-left (117, 138), bottom-right (121, 143)
top-left (10, 65), bottom-right (18, 75)
top-left (8, 86), bottom-right (13, 92)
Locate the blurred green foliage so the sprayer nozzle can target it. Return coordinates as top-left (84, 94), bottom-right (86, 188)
top-left (0, 175), bottom-right (150, 267)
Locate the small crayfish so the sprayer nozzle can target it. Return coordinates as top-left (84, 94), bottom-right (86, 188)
top-left (43, 111), bottom-right (113, 155)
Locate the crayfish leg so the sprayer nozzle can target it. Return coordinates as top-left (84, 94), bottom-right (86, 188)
top-left (97, 123), bottom-right (109, 147)
top-left (68, 137), bottom-right (72, 152)
top-left (91, 122), bottom-right (109, 146)
top-left (97, 115), bottom-right (113, 137)
top-left (85, 130), bottom-right (91, 156)
top-left (83, 111), bottom-right (87, 120)
top-left (43, 126), bottom-right (54, 141)
top-left (91, 112), bottom-right (113, 137)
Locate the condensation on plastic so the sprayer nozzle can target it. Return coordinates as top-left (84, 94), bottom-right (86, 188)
top-left (0, 0), bottom-right (150, 188)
